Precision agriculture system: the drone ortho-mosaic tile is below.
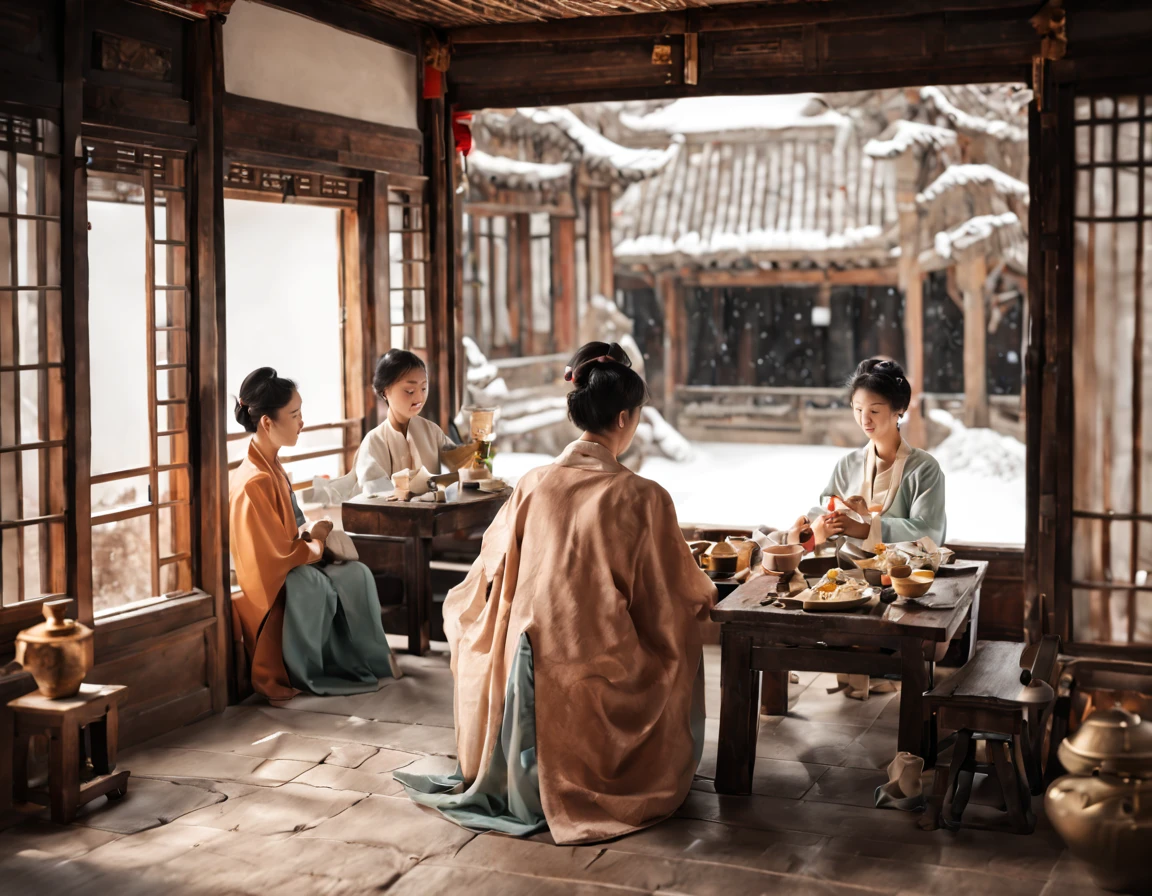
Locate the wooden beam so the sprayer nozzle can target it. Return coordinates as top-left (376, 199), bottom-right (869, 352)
top-left (691, 266), bottom-right (898, 288)
top-left (192, 14), bottom-right (229, 712)
top-left (894, 154), bottom-right (925, 448)
top-left (447, 0), bottom-right (1036, 44)
top-left (253, 0), bottom-right (421, 54)
top-left (514, 213), bottom-right (532, 355)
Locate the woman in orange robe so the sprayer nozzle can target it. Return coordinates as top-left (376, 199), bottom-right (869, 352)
top-left (229, 367), bottom-right (399, 702)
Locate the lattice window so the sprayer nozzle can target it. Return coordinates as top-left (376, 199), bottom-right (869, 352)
top-left (86, 141), bottom-right (193, 612)
top-left (388, 185), bottom-right (428, 354)
top-left (1070, 93), bottom-right (1152, 644)
top-left (0, 111), bottom-right (66, 607)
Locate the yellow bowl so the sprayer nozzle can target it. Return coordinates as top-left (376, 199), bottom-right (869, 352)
top-left (891, 571), bottom-right (933, 598)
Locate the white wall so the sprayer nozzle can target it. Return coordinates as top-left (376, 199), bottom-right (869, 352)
top-left (224, 0), bottom-right (417, 131)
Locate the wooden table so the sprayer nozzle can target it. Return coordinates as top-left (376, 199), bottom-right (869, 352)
top-left (711, 560), bottom-right (987, 795)
top-left (343, 488), bottom-right (508, 655)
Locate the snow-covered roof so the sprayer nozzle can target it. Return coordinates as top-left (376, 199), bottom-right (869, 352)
top-left (513, 107), bottom-right (681, 182)
top-left (916, 164), bottom-right (1029, 208)
top-left (864, 120), bottom-right (957, 159)
top-left (919, 211), bottom-right (1026, 273)
top-left (615, 225), bottom-right (889, 266)
top-left (920, 86), bottom-right (1028, 144)
top-left (617, 93), bottom-right (848, 138)
top-left (468, 149), bottom-right (572, 191)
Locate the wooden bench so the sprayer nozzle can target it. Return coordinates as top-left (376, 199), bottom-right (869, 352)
top-left (922, 635), bottom-right (1059, 834)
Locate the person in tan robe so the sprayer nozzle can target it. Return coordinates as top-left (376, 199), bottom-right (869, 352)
top-left (398, 342), bottom-right (717, 844)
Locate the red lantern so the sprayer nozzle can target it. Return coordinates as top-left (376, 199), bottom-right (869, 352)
top-left (452, 110), bottom-right (473, 157)
top-left (423, 64), bottom-right (443, 100)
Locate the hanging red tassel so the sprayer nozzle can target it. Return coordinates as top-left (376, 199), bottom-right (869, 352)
top-left (452, 110), bottom-right (473, 156)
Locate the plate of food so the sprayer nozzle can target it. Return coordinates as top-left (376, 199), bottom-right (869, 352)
top-left (799, 569), bottom-right (874, 612)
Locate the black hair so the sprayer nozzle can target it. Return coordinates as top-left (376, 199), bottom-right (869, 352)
top-left (373, 349), bottom-right (427, 400)
top-left (848, 358), bottom-right (912, 414)
top-left (234, 367), bottom-right (297, 433)
top-left (565, 341), bottom-right (649, 434)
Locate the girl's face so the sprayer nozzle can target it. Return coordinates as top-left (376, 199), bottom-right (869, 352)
top-left (384, 367), bottom-right (429, 424)
top-left (851, 388), bottom-right (902, 443)
top-left (261, 389), bottom-right (303, 449)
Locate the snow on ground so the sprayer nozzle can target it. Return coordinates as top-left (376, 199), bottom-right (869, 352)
top-left (493, 430), bottom-right (1025, 545)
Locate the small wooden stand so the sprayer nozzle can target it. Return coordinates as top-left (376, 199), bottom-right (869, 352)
top-left (9, 683), bottom-right (129, 823)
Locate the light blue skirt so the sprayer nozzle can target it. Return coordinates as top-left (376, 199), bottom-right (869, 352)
top-left (281, 560), bottom-right (398, 696)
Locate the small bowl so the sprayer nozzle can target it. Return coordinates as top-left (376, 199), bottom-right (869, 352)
top-left (859, 567), bottom-right (884, 587)
top-left (888, 564), bottom-right (912, 580)
top-left (478, 478), bottom-right (506, 493)
top-left (891, 570), bottom-right (934, 598)
top-left (762, 544), bottom-right (804, 574)
top-left (706, 543), bottom-right (739, 575)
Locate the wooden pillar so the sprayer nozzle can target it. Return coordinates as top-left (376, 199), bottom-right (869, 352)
top-left (593, 187), bottom-right (615, 301)
top-left (514, 213), bottom-right (533, 356)
top-left (423, 96), bottom-right (453, 431)
top-left (958, 256), bottom-right (990, 429)
top-left (895, 155), bottom-right (926, 447)
top-left (552, 216), bottom-right (577, 354)
top-left (658, 271), bottom-right (679, 421)
top-left (191, 13), bottom-right (228, 709)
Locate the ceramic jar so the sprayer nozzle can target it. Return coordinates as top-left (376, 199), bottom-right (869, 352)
top-left (1045, 708), bottom-right (1152, 892)
top-left (14, 599), bottom-right (94, 698)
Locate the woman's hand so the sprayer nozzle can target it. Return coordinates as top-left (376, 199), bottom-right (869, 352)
top-left (824, 512), bottom-right (871, 540)
top-left (842, 495), bottom-right (870, 518)
top-left (305, 519), bottom-right (334, 543)
top-left (786, 516), bottom-right (811, 545)
top-left (811, 515), bottom-right (833, 544)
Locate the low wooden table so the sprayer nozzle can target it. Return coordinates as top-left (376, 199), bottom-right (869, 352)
top-left (711, 560), bottom-right (987, 795)
top-left (343, 488), bottom-right (509, 655)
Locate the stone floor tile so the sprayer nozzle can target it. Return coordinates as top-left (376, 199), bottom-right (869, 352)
top-left (0, 819), bottom-right (121, 863)
top-left (298, 792), bottom-right (476, 860)
top-left (696, 751), bottom-right (826, 800)
top-left (387, 864), bottom-right (640, 896)
top-left (172, 782), bottom-right (365, 836)
top-left (755, 718), bottom-right (870, 765)
top-left (824, 833), bottom-right (1061, 882)
top-left (290, 763), bottom-right (406, 796)
top-left (71, 777), bottom-right (226, 834)
top-left (228, 731), bottom-right (346, 763)
top-left (356, 747), bottom-right (428, 774)
top-left (799, 846), bottom-right (1047, 896)
top-left (803, 766), bottom-right (889, 808)
top-left (120, 746), bottom-right (317, 787)
top-left (78, 822), bottom-right (232, 869)
top-left (837, 726), bottom-right (901, 770)
top-left (322, 743), bottom-right (380, 769)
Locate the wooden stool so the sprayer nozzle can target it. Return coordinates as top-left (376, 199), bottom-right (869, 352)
top-left (9, 683), bottom-right (129, 823)
top-left (922, 638), bottom-right (1058, 834)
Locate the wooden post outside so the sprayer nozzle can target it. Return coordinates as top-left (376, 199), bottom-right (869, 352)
top-left (552, 217), bottom-right (577, 354)
top-left (595, 187), bottom-right (615, 301)
top-left (424, 96), bottom-right (452, 431)
top-left (895, 154), bottom-right (925, 447)
top-left (958, 257), bottom-right (990, 428)
top-left (514, 213), bottom-right (533, 356)
top-left (658, 271), bottom-right (679, 421)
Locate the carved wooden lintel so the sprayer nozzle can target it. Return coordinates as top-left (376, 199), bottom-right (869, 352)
top-left (95, 32), bottom-right (173, 81)
top-left (1030, 0), bottom-right (1067, 61)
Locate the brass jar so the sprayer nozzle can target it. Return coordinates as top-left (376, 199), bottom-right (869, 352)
top-left (15, 600), bottom-right (94, 699)
top-left (1045, 708), bottom-right (1152, 893)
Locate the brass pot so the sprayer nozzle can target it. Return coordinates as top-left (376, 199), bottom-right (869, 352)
top-left (1046, 709), bottom-right (1152, 892)
top-left (1046, 774), bottom-right (1152, 892)
top-left (15, 600), bottom-right (94, 699)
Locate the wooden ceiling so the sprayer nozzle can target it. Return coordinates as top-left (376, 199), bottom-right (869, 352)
top-left (350, 0), bottom-right (761, 28)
